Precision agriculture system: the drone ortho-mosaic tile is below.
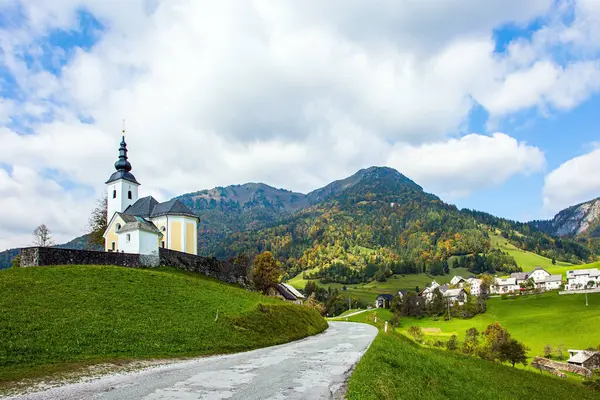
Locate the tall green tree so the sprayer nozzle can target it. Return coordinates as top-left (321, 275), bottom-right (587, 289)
top-left (429, 288), bottom-right (445, 316)
top-left (499, 339), bottom-right (528, 367)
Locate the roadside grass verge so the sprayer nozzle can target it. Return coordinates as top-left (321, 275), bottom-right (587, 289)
top-left (0, 265), bottom-right (327, 386)
top-left (348, 332), bottom-right (600, 400)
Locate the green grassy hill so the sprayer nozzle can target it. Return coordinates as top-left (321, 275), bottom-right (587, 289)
top-left (0, 266), bottom-right (327, 386)
top-left (348, 332), bottom-right (600, 400)
top-left (346, 292), bottom-right (599, 359)
top-left (288, 268), bottom-right (471, 305)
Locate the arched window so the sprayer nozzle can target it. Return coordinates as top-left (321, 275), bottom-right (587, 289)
top-left (128, 190), bottom-right (132, 199)
top-left (113, 190), bottom-right (117, 199)
top-left (126, 234), bottom-right (131, 243)
top-left (115, 223), bottom-right (121, 233)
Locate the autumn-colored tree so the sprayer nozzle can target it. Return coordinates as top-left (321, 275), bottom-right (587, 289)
top-left (251, 251), bottom-right (281, 293)
top-left (305, 293), bottom-right (326, 316)
top-left (482, 322), bottom-right (512, 360)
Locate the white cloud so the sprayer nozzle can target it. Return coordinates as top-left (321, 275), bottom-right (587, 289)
top-left (387, 133), bottom-right (545, 198)
top-left (0, 1), bottom-right (599, 249)
top-left (543, 147), bottom-right (600, 214)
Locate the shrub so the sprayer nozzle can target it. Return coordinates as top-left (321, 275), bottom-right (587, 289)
top-left (446, 335), bottom-right (459, 351)
top-left (407, 326), bottom-right (424, 343)
top-left (543, 344), bottom-right (553, 358)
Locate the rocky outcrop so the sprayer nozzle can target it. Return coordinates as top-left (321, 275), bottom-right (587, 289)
top-left (551, 198), bottom-right (600, 237)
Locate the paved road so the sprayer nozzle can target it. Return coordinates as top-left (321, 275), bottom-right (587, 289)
top-left (9, 322), bottom-right (377, 400)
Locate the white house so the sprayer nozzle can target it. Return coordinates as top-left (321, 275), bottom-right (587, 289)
top-left (443, 288), bottom-right (467, 305)
top-left (566, 269), bottom-right (600, 290)
top-left (375, 294), bottom-right (394, 308)
top-left (420, 281), bottom-right (440, 302)
top-left (492, 277), bottom-right (519, 294)
top-left (103, 135), bottom-right (199, 256)
top-left (466, 277), bottom-right (482, 296)
top-left (510, 272), bottom-right (529, 286)
top-left (450, 276), bottom-right (467, 287)
top-left (528, 267), bottom-right (551, 283)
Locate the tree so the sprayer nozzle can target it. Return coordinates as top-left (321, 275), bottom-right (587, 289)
top-left (551, 257), bottom-right (556, 265)
top-left (251, 251), bottom-right (281, 293)
top-left (305, 293), bottom-right (326, 316)
top-left (32, 224), bottom-right (54, 247)
top-left (543, 344), bottom-right (553, 358)
top-left (87, 193), bottom-right (107, 248)
top-left (462, 328), bottom-right (480, 355)
top-left (446, 335), bottom-right (459, 351)
top-left (482, 322), bottom-right (511, 360)
top-left (429, 288), bottom-right (445, 316)
top-left (499, 339), bottom-right (528, 367)
top-left (407, 326), bottom-right (424, 343)
top-left (10, 254), bottom-right (21, 268)
top-left (304, 281), bottom-right (317, 298)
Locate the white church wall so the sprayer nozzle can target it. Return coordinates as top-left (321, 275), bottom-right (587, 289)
top-left (107, 179), bottom-right (139, 218)
top-left (139, 230), bottom-right (160, 255)
top-left (118, 230), bottom-right (140, 254)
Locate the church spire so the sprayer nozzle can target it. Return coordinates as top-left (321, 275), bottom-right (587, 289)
top-left (105, 123), bottom-right (139, 185)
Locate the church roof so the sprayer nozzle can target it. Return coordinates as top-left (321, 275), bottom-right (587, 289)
top-left (117, 217), bottom-right (163, 237)
top-left (124, 196), bottom-right (198, 219)
top-left (124, 196), bottom-right (159, 218)
top-left (151, 199), bottom-right (197, 218)
top-left (106, 136), bottom-right (139, 185)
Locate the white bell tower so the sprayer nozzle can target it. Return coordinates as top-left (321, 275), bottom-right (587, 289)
top-left (105, 133), bottom-right (140, 220)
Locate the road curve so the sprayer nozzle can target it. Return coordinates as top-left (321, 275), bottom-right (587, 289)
top-left (9, 322), bottom-right (378, 400)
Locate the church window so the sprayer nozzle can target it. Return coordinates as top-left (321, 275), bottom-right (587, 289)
top-left (161, 241), bottom-right (165, 248)
top-left (115, 223), bottom-right (121, 233)
top-left (128, 190), bottom-right (132, 199)
top-left (113, 190), bottom-right (116, 199)
top-left (126, 234), bottom-right (131, 243)
top-left (111, 242), bottom-right (115, 251)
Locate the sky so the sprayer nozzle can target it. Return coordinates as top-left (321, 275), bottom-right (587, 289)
top-left (1, 0), bottom-right (600, 251)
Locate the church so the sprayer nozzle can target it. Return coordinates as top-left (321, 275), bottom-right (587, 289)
top-left (103, 135), bottom-right (199, 255)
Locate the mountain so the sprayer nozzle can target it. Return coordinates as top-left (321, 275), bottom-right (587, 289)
top-left (216, 167), bottom-right (594, 282)
top-left (531, 198), bottom-right (600, 237)
top-left (175, 167), bottom-right (391, 255)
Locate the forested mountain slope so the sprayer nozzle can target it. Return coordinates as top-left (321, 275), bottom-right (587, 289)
top-left (215, 167), bottom-right (594, 283)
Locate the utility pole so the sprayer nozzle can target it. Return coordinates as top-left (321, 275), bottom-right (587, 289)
top-left (447, 298), bottom-right (451, 321)
top-left (586, 291), bottom-right (589, 307)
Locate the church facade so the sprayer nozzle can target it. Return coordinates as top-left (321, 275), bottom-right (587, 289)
top-left (103, 136), bottom-right (199, 255)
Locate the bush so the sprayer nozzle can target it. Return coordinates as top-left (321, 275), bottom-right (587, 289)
top-left (446, 335), bottom-right (459, 351)
top-left (543, 344), bottom-right (553, 358)
top-left (407, 326), bottom-right (424, 343)
top-left (501, 293), bottom-right (508, 300)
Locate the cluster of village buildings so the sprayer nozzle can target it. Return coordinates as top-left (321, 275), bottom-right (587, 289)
top-left (374, 266), bottom-right (600, 309)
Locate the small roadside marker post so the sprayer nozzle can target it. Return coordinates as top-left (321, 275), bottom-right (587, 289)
top-left (374, 316), bottom-right (377, 323)
top-left (384, 321), bottom-right (388, 333)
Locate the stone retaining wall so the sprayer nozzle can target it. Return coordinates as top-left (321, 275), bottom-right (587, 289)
top-left (531, 356), bottom-right (592, 378)
top-left (20, 246), bottom-right (250, 287)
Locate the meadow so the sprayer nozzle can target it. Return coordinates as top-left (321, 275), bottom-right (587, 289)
top-left (288, 268), bottom-right (471, 305)
top-left (348, 332), bottom-right (600, 400)
top-left (0, 265), bottom-right (327, 386)
top-left (347, 292), bottom-right (600, 358)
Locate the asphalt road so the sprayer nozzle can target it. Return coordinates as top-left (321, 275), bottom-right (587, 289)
top-left (9, 322), bottom-right (378, 400)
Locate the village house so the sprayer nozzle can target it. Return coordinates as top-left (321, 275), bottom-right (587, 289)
top-left (566, 268), bottom-right (600, 290)
top-left (450, 276), bottom-right (467, 287)
top-left (567, 350), bottom-right (600, 370)
top-left (466, 277), bottom-right (482, 296)
top-left (269, 283), bottom-right (305, 305)
top-left (492, 277), bottom-right (519, 294)
top-left (103, 135), bottom-right (199, 256)
top-left (492, 267), bottom-right (563, 294)
top-left (443, 288), bottom-right (467, 305)
top-left (451, 276), bottom-right (483, 296)
top-left (375, 294), bottom-right (394, 308)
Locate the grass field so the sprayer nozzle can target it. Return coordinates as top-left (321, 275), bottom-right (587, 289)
top-left (287, 268), bottom-right (471, 305)
top-left (488, 232), bottom-right (593, 275)
top-left (348, 332), bottom-right (600, 400)
top-left (395, 291), bottom-right (600, 357)
top-left (0, 265), bottom-right (327, 385)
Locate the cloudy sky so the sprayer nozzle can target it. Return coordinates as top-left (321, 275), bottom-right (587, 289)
top-left (1, 0), bottom-right (600, 251)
